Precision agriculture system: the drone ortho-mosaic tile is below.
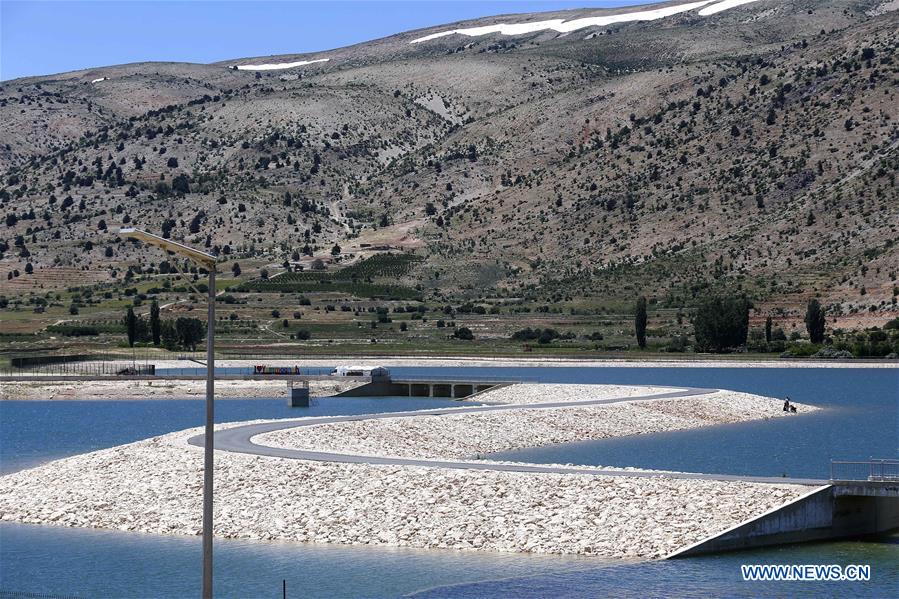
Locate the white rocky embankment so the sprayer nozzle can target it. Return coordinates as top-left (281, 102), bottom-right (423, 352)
top-left (0, 379), bottom-right (361, 401)
top-left (0, 423), bottom-right (807, 559)
top-left (476, 383), bottom-right (683, 404)
top-left (258, 386), bottom-right (811, 460)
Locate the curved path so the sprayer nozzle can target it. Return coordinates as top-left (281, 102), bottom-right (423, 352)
top-left (188, 386), bottom-right (827, 486)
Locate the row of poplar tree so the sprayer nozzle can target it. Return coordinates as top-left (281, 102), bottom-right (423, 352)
top-left (633, 296), bottom-right (826, 352)
top-left (125, 301), bottom-right (205, 351)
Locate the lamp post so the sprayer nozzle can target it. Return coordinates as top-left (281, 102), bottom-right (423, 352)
top-left (120, 228), bottom-right (217, 599)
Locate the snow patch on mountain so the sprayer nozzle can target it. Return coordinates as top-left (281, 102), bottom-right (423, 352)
top-left (699, 0), bottom-right (763, 15)
top-left (866, 0), bottom-right (899, 16)
top-left (410, 0), bottom-right (764, 44)
top-left (235, 58), bottom-right (329, 71)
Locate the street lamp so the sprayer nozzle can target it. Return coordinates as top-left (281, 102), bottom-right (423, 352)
top-left (120, 228), bottom-right (217, 599)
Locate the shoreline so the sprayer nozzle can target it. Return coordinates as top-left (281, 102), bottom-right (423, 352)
top-left (255, 385), bottom-right (813, 461)
top-left (0, 379), bottom-right (365, 401)
top-left (2, 357), bottom-right (893, 401)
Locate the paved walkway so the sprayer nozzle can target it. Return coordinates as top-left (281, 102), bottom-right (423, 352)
top-left (187, 387), bottom-right (828, 486)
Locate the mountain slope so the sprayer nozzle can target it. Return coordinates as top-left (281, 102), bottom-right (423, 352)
top-left (1, 0), bottom-right (896, 326)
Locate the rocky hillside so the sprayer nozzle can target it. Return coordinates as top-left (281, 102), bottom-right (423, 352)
top-left (1, 0), bottom-right (897, 325)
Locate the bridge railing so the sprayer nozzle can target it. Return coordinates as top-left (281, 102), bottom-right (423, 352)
top-left (391, 375), bottom-right (537, 384)
top-left (830, 459), bottom-right (899, 482)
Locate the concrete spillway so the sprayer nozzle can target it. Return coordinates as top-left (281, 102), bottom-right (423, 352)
top-left (335, 378), bottom-right (515, 399)
top-left (668, 481), bottom-right (899, 557)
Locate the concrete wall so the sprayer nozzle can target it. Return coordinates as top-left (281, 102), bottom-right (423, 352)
top-left (287, 386), bottom-right (310, 407)
top-left (670, 485), bottom-right (899, 558)
top-left (335, 380), bottom-right (503, 399)
top-left (336, 381), bottom-right (411, 397)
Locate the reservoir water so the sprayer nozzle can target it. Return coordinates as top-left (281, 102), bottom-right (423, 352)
top-left (1, 366), bottom-right (897, 597)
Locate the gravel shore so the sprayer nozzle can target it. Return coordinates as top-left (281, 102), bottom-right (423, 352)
top-left (476, 384), bottom-right (683, 404)
top-left (0, 379), bottom-right (362, 401)
top-left (258, 386), bottom-right (812, 460)
top-left (0, 423), bottom-right (808, 559)
top-left (0, 383), bottom-right (818, 558)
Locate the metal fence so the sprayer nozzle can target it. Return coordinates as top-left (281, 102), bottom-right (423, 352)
top-left (830, 459), bottom-right (899, 482)
top-left (0, 352), bottom-right (156, 377)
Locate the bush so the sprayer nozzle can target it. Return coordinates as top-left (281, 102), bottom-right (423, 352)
top-left (812, 347), bottom-right (853, 359)
top-left (47, 325), bottom-right (99, 337)
top-left (511, 327), bottom-right (560, 343)
top-left (783, 343), bottom-right (821, 358)
top-left (666, 335), bottom-right (688, 352)
top-left (453, 327), bottom-right (474, 340)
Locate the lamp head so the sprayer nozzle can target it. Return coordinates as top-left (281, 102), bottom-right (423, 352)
top-left (119, 228), bottom-right (216, 269)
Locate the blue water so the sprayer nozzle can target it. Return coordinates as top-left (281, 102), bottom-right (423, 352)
top-left (0, 396), bottom-right (464, 475)
top-left (412, 539), bottom-right (899, 598)
top-left (1, 366), bottom-right (897, 597)
top-left (478, 367), bottom-right (899, 478)
top-left (0, 522), bottom-right (597, 598)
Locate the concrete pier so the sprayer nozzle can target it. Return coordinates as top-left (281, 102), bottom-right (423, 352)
top-left (668, 481), bottom-right (899, 557)
top-left (336, 379), bottom-right (512, 400)
top-left (287, 382), bottom-right (310, 407)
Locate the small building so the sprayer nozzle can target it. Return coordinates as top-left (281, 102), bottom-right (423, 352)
top-left (331, 365), bottom-right (389, 379)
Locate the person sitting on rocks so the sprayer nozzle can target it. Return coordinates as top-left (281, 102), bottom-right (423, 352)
top-left (790, 404), bottom-right (797, 413)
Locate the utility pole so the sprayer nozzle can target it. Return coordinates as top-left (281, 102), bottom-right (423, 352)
top-left (119, 228), bottom-right (217, 598)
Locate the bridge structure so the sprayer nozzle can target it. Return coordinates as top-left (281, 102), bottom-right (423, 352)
top-left (668, 459), bottom-right (899, 557)
top-left (0, 370), bottom-right (517, 403)
top-left (335, 376), bottom-right (518, 399)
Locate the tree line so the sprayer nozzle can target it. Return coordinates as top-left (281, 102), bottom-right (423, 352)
top-left (633, 295), bottom-right (830, 354)
top-left (125, 300), bottom-right (205, 351)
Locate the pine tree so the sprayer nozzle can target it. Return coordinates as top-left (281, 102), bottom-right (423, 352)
top-left (805, 299), bottom-right (826, 344)
top-left (126, 307), bottom-right (137, 347)
top-left (150, 300), bottom-right (161, 346)
top-left (635, 296), bottom-right (648, 349)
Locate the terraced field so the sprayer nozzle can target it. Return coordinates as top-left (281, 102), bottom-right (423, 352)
top-left (240, 254), bottom-right (424, 299)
